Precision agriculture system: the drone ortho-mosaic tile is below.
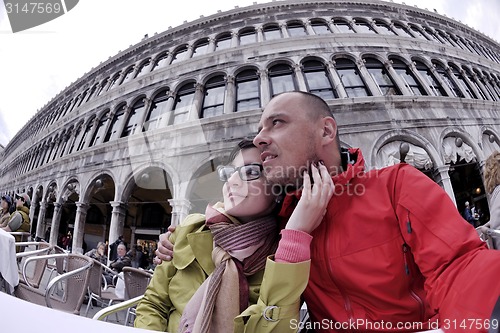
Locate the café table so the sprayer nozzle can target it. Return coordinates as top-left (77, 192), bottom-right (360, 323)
top-left (0, 228), bottom-right (19, 294)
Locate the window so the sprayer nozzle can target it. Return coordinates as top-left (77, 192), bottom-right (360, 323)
top-left (86, 83), bottom-right (98, 102)
top-left (121, 67), bottom-right (135, 84)
top-left (263, 24), bottom-right (282, 40)
top-left (172, 82), bottom-right (196, 125)
top-left (193, 39), bottom-right (209, 57)
top-left (104, 106), bottom-right (126, 142)
top-left (435, 30), bottom-right (454, 46)
top-left (335, 58), bottom-right (370, 97)
top-left (422, 27), bottom-right (441, 43)
top-left (77, 90), bottom-right (88, 108)
top-left (215, 33), bottom-right (232, 50)
top-left (311, 20), bottom-right (330, 35)
top-left (413, 60), bottom-right (446, 96)
top-left (390, 59), bottom-right (426, 96)
top-left (354, 20), bottom-right (375, 34)
top-left (122, 99), bottom-right (147, 137)
top-left (483, 72), bottom-right (500, 100)
top-left (365, 58), bottom-right (401, 96)
top-left (236, 69), bottom-right (260, 111)
top-left (201, 76), bottom-right (226, 118)
top-left (95, 78), bottom-right (108, 96)
top-left (135, 59), bottom-right (151, 78)
top-left (433, 62), bottom-right (463, 97)
top-left (449, 65), bottom-right (476, 99)
top-left (77, 117), bottom-right (95, 151)
top-left (144, 89), bottom-right (170, 131)
top-left (269, 64), bottom-right (297, 96)
top-left (287, 22), bottom-right (307, 37)
top-left (476, 70), bottom-right (497, 101)
top-left (302, 60), bottom-right (337, 100)
top-left (171, 45), bottom-right (189, 64)
top-left (409, 25), bottom-right (428, 40)
top-left (152, 52), bottom-right (169, 71)
top-left (374, 20), bottom-right (395, 35)
top-left (333, 19), bottom-right (354, 33)
top-left (107, 73), bottom-right (121, 91)
top-left (392, 23), bottom-right (412, 37)
top-left (90, 111), bottom-right (110, 147)
top-left (239, 28), bottom-right (257, 45)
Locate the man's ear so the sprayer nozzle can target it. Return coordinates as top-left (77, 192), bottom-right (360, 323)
top-left (321, 117), bottom-right (337, 145)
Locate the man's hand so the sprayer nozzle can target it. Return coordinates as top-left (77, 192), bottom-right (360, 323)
top-left (285, 162), bottom-right (334, 234)
top-left (155, 225), bottom-right (176, 263)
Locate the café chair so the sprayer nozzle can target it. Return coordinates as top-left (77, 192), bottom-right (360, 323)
top-left (14, 253), bottom-right (93, 315)
top-left (122, 267), bottom-right (153, 325)
top-left (84, 259), bottom-right (124, 319)
top-left (15, 241), bottom-right (52, 288)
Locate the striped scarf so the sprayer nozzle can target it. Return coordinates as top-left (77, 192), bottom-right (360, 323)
top-left (178, 204), bottom-right (279, 333)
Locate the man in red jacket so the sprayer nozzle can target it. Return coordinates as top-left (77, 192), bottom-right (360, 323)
top-left (250, 91), bottom-right (500, 332)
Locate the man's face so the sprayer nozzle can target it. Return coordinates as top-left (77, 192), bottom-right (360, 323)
top-left (253, 93), bottom-right (320, 188)
top-left (117, 244), bottom-right (126, 257)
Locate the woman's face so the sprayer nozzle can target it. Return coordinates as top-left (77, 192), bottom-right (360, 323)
top-left (1, 199), bottom-right (8, 210)
top-left (222, 147), bottom-right (276, 222)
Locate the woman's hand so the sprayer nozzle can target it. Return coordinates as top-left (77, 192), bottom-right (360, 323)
top-left (285, 162), bottom-right (334, 234)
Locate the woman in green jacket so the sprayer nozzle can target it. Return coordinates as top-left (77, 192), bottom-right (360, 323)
top-left (135, 139), bottom-right (333, 333)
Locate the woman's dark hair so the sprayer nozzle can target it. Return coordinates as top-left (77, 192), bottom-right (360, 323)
top-left (226, 138), bottom-right (256, 164)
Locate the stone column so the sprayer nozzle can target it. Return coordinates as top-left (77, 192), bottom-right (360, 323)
top-left (231, 31), bottom-right (239, 47)
top-left (207, 37), bottom-right (216, 53)
top-left (259, 69), bottom-right (271, 106)
top-left (280, 23), bottom-right (289, 38)
top-left (36, 201), bottom-right (47, 240)
top-left (49, 202), bottom-right (62, 246)
top-left (108, 201), bottom-right (127, 251)
top-left (432, 165), bottom-right (457, 207)
top-left (256, 26), bottom-right (264, 42)
top-left (29, 202), bottom-right (38, 236)
top-left (305, 20), bottom-right (315, 35)
top-left (159, 92), bottom-right (176, 128)
top-left (293, 64), bottom-right (308, 91)
top-left (72, 202), bottom-right (89, 254)
top-left (429, 65), bottom-right (454, 97)
top-left (356, 58), bottom-right (380, 96)
top-left (168, 199), bottom-right (193, 227)
top-left (188, 83), bottom-right (204, 121)
top-left (384, 60), bottom-right (412, 95)
top-left (409, 61), bottom-right (434, 96)
top-left (224, 75), bottom-right (236, 114)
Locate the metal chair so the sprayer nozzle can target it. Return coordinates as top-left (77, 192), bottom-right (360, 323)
top-left (15, 241), bottom-right (52, 288)
top-left (122, 267), bottom-right (153, 325)
top-left (84, 259), bottom-right (124, 319)
top-left (14, 253), bottom-right (93, 315)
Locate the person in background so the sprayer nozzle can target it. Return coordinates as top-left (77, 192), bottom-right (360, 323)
top-left (463, 201), bottom-right (477, 227)
top-left (104, 242), bottom-right (131, 285)
top-left (1, 193), bottom-right (30, 235)
top-left (0, 195), bottom-right (13, 227)
top-left (85, 241), bottom-right (108, 265)
top-left (479, 151), bottom-right (500, 249)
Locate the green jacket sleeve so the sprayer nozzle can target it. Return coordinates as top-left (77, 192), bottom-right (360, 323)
top-left (235, 256), bottom-right (310, 333)
top-left (134, 248), bottom-right (178, 331)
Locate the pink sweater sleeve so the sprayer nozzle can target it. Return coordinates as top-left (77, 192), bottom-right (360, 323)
top-left (275, 229), bottom-right (312, 263)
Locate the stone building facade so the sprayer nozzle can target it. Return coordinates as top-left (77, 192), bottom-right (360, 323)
top-left (1, 0), bottom-right (499, 256)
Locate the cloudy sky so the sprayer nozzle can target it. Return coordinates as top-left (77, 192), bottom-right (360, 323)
top-left (0, 0), bottom-right (498, 147)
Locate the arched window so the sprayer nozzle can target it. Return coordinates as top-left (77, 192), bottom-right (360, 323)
top-left (263, 24), bottom-right (282, 40)
top-left (302, 60), bottom-right (337, 100)
top-left (475, 70), bottom-right (497, 100)
top-left (373, 20), bottom-right (395, 35)
top-left (354, 19), bottom-right (375, 34)
top-left (390, 59), bottom-right (426, 96)
top-left (287, 22), bottom-right (307, 37)
top-left (392, 23), bottom-right (412, 37)
top-left (422, 27), bottom-right (442, 44)
top-left (144, 89), bottom-right (170, 131)
top-left (433, 62), bottom-right (463, 97)
top-left (77, 90), bottom-right (88, 108)
top-left (104, 105), bottom-right (126, 142)
top-left (135, 59), bottom-right (151, 78)
top-left (408, 25), bottom-right (428, 40)
top-left (107, 72), bottom-right (121, 91)
top-left (202, 76), bottom-right (226, 118)
top-left (335, 58), bottom-right (369, 97)
top-left (152, 52), bottom-right (169, 71)
top-left (413, 60), bottom-right (446, 96)
top-left (68, 123), bottom-right (82, 154)
top-left (239, 28), bottom-right (257, 46)
top-left (482, 72), bottom-right (500, 101)
top-left (77, 116), bottom-right (95, 151)
top-left (172, 82), bottom-right (196, 125)
top-left (193, 39), bottom-right (209, 57)
top-left (268, 64), bottom-right (297, 96)
top-left (333, 19), bottom-right (354, 33)
top-left (89, 111), bottom-right (110, 147)
top-left (449, 64), bottom-right (476, 99)
top-left (311, 20), bottom-right (331, 35)
top-left (171, 45), bottom-right (189, 64)
top-left (120, 67), bottom-right (135, 85)
top-left (463, 68), bottom-right (487, 100)
top-left (95, 78), bottom-right (108, 96)
top-left (365, 58), bottom-right (401, 95)
top-left (435, 30), bottom-right (454, 46)
top-left (215, 33), bottom-right (232, 50)
top-left (122, 98), bottom-right (147, 137)
top-left (86, 83), bottom-right (98, 102)
top-left (235, 69), bottom-right (260, 111)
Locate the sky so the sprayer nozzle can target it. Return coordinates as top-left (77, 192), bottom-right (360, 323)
top-left (0, 0), bottom-right (499, 147)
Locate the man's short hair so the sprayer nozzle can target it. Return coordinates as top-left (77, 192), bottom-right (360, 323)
top-left (277, 91), bottom-right (334, 120)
